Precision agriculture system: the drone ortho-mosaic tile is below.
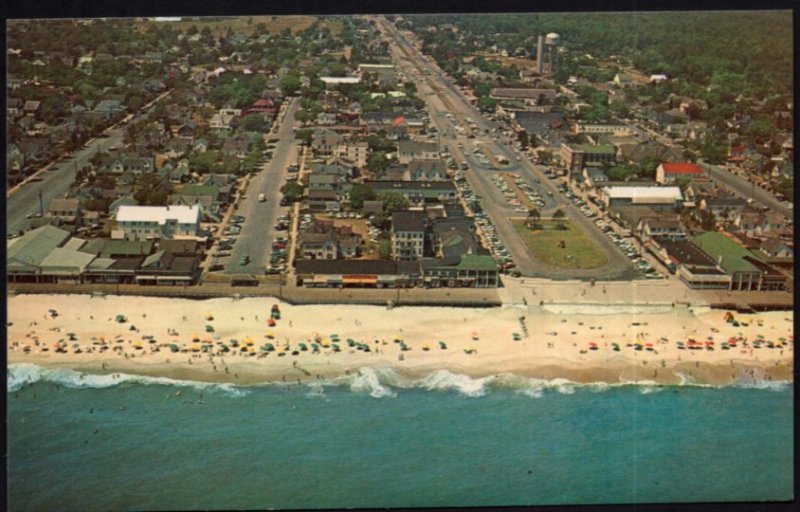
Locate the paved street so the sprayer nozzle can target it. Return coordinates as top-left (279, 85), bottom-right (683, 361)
top-left (383, 18), bottom-right (635, 280)
top-left (223, 97), bottom-right (300, 274)
top-left (6, 91), bottom-right (171, 236)
top-left (700, 162), bottom-right (793, 217)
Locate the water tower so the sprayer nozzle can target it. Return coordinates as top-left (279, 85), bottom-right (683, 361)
top-left (544, 32), bottom-right (561, 75)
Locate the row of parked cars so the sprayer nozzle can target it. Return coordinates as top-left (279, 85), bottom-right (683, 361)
top-left (474, 211), bottom-right (520, 276)
top-left (559, 184), bottom-right (661, 280)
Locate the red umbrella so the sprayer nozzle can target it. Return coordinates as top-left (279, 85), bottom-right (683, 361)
top-left (645, 343), bottom-right (653, 348)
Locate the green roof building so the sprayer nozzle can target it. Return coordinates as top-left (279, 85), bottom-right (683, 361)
top-left (692, 232), bottom-right (784, 291)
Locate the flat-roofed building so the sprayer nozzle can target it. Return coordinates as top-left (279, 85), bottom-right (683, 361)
top-left (560, 143), bottom-right (617, 174)
top-left (692, 232), bottom-right (785, 291)
top-left (601, 186), bottom-right (682, 212)
top-left (655, 239), bottom-right (731, 289)
top-left (115, 205), bottom-right (200, 240)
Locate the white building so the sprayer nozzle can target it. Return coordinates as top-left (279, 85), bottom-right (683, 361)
top-left (336, 142), bottom-right (369, 167)
top-left (116, 205), bottom-right (200, 240)
top-left (601, 186), bottom-right (683, 211)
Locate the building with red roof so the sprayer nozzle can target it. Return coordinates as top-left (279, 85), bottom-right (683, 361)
top-left (655, 162), bottom-right (704, 184)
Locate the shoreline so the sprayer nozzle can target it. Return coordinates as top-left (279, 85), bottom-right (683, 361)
top-left (7, 293), bottom-right (794, 388)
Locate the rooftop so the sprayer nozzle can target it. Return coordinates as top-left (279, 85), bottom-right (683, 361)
top-left (116, 205), bottom-right (200, 225)
top-left (692, 232), bottom-right (763, 274)
top-left (604, 186), bottom-right (683, 200)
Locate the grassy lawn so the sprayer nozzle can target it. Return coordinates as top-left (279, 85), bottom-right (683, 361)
top-left (512, 218), bottom-right (609, 269)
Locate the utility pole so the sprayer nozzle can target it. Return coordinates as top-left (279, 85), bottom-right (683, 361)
top-left (38, 190), bottom-right (44, 217)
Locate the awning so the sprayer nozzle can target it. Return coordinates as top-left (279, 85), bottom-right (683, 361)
top-left (156, 275), bottom-right (192, 281)
top-left (343, 277), bottom-right (377, 285)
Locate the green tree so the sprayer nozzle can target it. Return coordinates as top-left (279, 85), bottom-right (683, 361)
top-left (552, 208), bottom-right (566, 229)
top-left (280, 181), bottom-right (303, 201)
top-left (377, 191), bottom-right (410, 211)
top-left (774, 176), bottom-right (794, 202)
top-left (378, 239), bottom-right (392, 260)
top-left (526, 207), bottom-right (540, 229)
top-left (279, 74), bottom-right (301, 96)
top-left (477, 96), bottom-right (497, 113)
top-left (367, 152), bottom-right (389, 174)
top-left (295, 128), bottom-right (314, 145)
top-left (348, 183), bottom-right (376, 209)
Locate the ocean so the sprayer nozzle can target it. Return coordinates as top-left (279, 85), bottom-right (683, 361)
top-left (7, 363), bottom-right (794, 510)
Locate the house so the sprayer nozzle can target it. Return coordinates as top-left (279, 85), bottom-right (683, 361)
top-left (222, 135), bottom-right (250, 159)
top-left (310, 163), bottom-right (354, 180)
top-left (408, 159), bottom-right (448, 181)
top-left (315, 112), bottom-right (338, 126)
top-left (115, 205), bottom-right (200, 240)
top-left (299, 231), bottom-right (338, 260)
top-left (637, 217), bottom-right (685, 242)
top-left (365, 180), bottom-right (458, 205)
top-left (93, 99), bottom-right (125, 121)
top-left (758, 238), bottom-right (793, 260)
top-left (193, 138), bottom-right (209, 153)
top-left (46, 198), bottom-right (82, 226)
top-left (700, 195), bottom-right (748, 222)
top-left (308, 189), bottom-right (339, 212)
top-left (581, 167), bottom-right (609, 189)
top-left (165, 137), bottom-right (193, 158)
top-left (247, 98), bottom-right (276, 115)
top-left (728, 144), bottom-right (747, 163)
top-left (109, 196), bottom-right (138, 216)
top-left (655, 162), bottom-right (704, 184)
top-left (298, 219), bottom-right (362, 260)
top-left (692, 232), bottom-right (785, 291)
top-left (397, 140), bottom-right (438, 164)
top-left (734, 207), bottom-right (785, 236)
top-left (649, 74), bottom-right (668, 84)
top-left (209, 108), bottom-right (241, 131)
top-left (22, 100), bottom-right (41, 115)
top-left (311, 129), bottom-right (344, 158)
top-left (560, 144), bottom-right (617, 174)
top-left (102, 153), bottom-right (156, 175)
top-left (363, 200), bottom-right (384, 216)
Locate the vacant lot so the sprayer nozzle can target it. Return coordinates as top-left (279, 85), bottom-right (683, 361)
top-left (512, 218), bottom-right (608, 269)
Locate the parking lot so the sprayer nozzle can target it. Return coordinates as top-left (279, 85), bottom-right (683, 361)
top-left (556, 181), bottom-right (664, 280)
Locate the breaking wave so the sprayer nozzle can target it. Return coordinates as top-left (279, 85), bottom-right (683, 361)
top-left (7, 363), bottom-right (249, 397)
top-left (8, 363), bottom-right (790, 399)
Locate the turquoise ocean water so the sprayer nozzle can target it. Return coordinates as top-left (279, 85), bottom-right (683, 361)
top-left (7, 363), bottom-right (793, 510)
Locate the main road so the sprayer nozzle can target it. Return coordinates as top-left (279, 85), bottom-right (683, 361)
top-left (380, 17), bottom-right (635, 279)
top-left (6, 91), bottom-right (171, 237)
top-left (224, 97), bottom-right (300, 275)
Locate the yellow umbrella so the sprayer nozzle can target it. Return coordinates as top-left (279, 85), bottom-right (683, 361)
top-left (205, 313), bottom-right (214, 321)
top-left (245, 338), bottom-right (254, 346)
top-left (191, 343), bottom-right (201, 352)
top-left (265, 331), bottom-right (275, 339)
top-left (192, 334), bottom-right (200, 341)
top-left (422, 344), bottom-right (431, 351)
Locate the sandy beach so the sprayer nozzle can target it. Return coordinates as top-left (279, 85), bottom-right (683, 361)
top-left (6, 294), bottom-right (794, 386)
